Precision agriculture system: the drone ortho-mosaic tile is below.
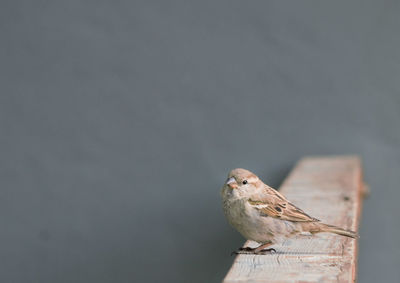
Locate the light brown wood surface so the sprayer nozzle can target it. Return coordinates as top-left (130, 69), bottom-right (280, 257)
top-left (223, 156), bottom-right (364, 283)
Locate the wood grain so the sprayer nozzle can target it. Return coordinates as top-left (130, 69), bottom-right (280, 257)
top-left (223, 156), bottom-right (364, 283)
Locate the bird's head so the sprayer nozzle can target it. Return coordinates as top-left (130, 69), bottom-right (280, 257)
top-left (221, 168), bottom-right (262, 199)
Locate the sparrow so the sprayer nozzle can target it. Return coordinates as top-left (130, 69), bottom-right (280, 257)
top-left (221, 168), bottom-right (358, 255)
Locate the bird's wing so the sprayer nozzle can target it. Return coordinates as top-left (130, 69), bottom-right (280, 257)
top-left (248, 186), bottom-right (319, 222)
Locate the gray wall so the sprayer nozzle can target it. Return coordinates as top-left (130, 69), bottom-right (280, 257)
top-left (1, 1), bottom-right (399, 282)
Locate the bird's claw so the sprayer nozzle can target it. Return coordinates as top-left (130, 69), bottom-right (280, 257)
top-left (239, 247), bottom-right (255, 251)
top-left (231, 247), bottom-right (276, 255)
top-left (255, 248), bottom-right (276, 254)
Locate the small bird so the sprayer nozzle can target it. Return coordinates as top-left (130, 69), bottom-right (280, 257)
top-left (221, 168), bottom-right (358, 255)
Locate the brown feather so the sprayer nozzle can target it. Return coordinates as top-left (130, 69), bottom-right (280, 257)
top-left (248, 185), bottom-right (319, 222)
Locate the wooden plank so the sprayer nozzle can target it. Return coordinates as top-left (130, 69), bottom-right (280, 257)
top-left (223, 156), bottom-right (364, 283)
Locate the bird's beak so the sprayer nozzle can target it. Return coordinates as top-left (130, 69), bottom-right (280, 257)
top-left (225, 177), bottom-right (237, 189)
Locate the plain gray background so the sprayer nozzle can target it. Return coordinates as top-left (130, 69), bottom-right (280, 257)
top-left (1, 1), bottom-right (400, 282)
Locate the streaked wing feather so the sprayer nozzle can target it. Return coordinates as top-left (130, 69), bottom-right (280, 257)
top-left (248, 186), bottom-right (319, 222)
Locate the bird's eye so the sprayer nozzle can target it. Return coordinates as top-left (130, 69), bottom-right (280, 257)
top-left (242, 180), bottom-right (248, 185)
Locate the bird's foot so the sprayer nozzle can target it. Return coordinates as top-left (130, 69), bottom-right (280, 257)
top-left (239, 247), bottom-right (255, 252)
top-left (231, 247), bottom-right (254, 255)
top-left (231, 247), bottom-right (276, 255)
top-left (254, 248), bottom-right (276, 255)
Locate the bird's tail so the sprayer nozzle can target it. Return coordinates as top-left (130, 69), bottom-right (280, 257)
top-left (313, 223), bottom-right (359, 239)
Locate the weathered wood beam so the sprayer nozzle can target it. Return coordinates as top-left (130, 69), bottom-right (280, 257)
top-left (223, 156), bottom-right (364, 283)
